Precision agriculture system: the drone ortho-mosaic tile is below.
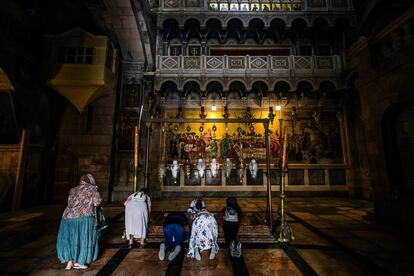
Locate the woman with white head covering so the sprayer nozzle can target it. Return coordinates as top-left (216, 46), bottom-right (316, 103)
top-left (124, 188), bottom-right (151, 248)
top-left (56, 174), bottom-right (102, 270)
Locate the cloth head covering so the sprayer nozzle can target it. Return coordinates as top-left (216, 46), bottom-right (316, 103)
top-left (189, 197), bottom-right (205, 211)
top-left (80, 173), bottom-right (96, 186)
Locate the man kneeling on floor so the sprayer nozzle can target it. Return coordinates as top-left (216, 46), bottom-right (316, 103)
top-left (159, 211), bottom-right (188, 261)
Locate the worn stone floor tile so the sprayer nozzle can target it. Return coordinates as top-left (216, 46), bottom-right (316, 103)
top-left (113, 249), bottom-right (168, 275)
top-left (243, 249), bottom-right (302, 276)
top-left (290, 222), bottom-right (330, 246)
top-left (298, 249), bottom-right (377, 276)
top-left (181, 249), bottom-right (232, 276)
top-left (351, 230), bottom-right (410, 252)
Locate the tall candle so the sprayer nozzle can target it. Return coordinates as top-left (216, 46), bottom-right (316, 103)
top-left (282, 129), bottom-right (288, 167)
top-left (134, 125), bottom-right (138, 169)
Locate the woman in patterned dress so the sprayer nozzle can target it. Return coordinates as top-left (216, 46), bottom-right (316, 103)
top-left (187, 201), bottom-right (219, 261)
top-left (56, 174), bottom-right (102, 270)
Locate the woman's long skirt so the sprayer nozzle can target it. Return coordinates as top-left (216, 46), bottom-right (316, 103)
top-left (56, 216), bottom-right (98, 265)
top-left (125, 201), bottom-right (149, 238)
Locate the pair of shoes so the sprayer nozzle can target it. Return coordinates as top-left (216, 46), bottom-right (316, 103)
top-left (159, 243), bottom-right (165, 260)
top-left (235, 242), bottom-right (242, 258)
top-left (230, 241), bottom-right (242, 258)
top-left (73, 263), bottom-right (88, 270)
top-left (209, 247), bottom-right (217, 260)
top-left (230, 241), bottom-right (237, 257)
top-left (195, 249), bottom-right (201, 261)
top-left (168, 245), bottom-right (181, 261)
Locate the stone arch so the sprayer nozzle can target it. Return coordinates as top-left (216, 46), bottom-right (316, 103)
top-left (312, 17), bottom-right (332, 28)
top-left (183, 80), bottom-right (201, 97)
top-left (319, 81), bottom-right (337, 94)
top-left (269, 18), bottom-right (287, 41)
top-left (206, 18), bottom-right (223, 41)
top-left (224, 17), bottom-right (244, 29)
top-left (228, 80), bottom-right (247, 98)
top-left (296, 80), bottom-right (314, 98)
top-left (205, 81), bottom-right (224, 97)
top-left (160, 80), bottom-right (178, 97)
top-left (184, 18), bottom-right (201, 40)
top-left (289, 17), bottom-right (310, 28)
top-left (251, 80), bottom-right (269, 97)
top-left (247, 18), bottom-right (266, 43)
top-left (274, 81), bottom-right (291, 98)
top-left (162, 18), bottom-right (180, 41)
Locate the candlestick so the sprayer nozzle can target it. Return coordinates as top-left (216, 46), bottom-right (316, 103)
top-left (282, 129), bottom-right (288, 167)
top-left (133, 105), bottom-right (144, 192)
top-left (134, 125), bottom-right (138, 192)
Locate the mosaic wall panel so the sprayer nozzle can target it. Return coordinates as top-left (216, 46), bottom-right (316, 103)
top-left (206, 56), bottom-right (224, 69)
top-left (310, 0), bottom-right (327, 8)
top-left (184, 170), bottom-right (201, 185)
top-left (250, 57), bottom-right (268, 69)
top-left (205, 169), bottom-right (221, 186)
top-left (163, 0), bottom-right (180, 8)
top-left (183, 57), bottom-right (201, 69)
top-left (329, 168), bottom-right (346, 185)
top-left (161, 56), bottom-right (179, 69)
top-left (247, 169), bottom-right (263, 185)
top-left (309, 169), bottom-right (325, 185)
top-left (269, 169), bottom-right (281, 186)
top-left (316, 57), bottom-right (334, 69)
top-left (226, 169), bottom-right (241, 185)
top-left (272, 56), bottom-right (290, 69)
top-left (228, 57), bottom-right (245, 69)
top-left (288, 169), bottom-right (304, 185)
top-left (164, 170), bottom-right (180, 186)
top-left (294, 56), bottom-right (312, 69)
top-left (282, 116), bottom-right (343, 164)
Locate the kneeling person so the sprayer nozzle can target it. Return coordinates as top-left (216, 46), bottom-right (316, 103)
top-left (159, 212), bottom-right (188, 261)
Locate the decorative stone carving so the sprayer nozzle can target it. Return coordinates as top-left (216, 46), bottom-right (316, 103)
top-left (164, 0), bottom-right (180, 9)
top-left (124, 62), bottom-right (144, 84)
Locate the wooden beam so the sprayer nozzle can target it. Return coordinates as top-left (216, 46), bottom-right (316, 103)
top-left (143, 118), bottom-right (270, 124)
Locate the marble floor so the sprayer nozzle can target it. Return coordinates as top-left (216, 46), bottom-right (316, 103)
top-left (0, 197), bottom-right (412, 275)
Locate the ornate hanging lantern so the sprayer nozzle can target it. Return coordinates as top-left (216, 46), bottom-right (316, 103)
top-left (249, 158), bottom-right (258, 179)
top-left (196, 157), bottom-right (206, 178)
top-left (171, 160), bottom-right (180, 180)
top-left (210, 158), bottom-right (219, 178)
top-left (225, 158), bottom-right (233, 178)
